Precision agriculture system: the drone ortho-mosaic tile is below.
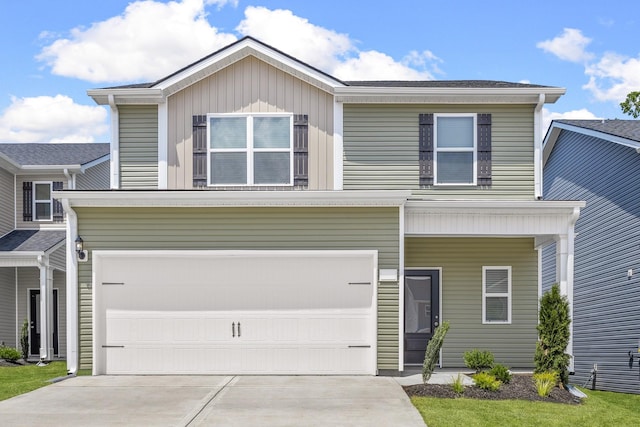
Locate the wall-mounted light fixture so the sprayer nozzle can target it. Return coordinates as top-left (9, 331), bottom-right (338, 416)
top-left (75, 236), bottom-right (88, 262)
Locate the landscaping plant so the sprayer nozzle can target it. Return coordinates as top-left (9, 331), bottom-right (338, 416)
top-left (535, 284), bottom-right (571, 385)
top-left (20, 319), bottom-right (29, 360)
top-left (489, 363), bottom-right (512, 384)
top-left (463, 349), bottom-right (494, 372)
top-left (473, 372), bottom-right (501, 391)
top-left (0, 346), bottom-right (21, 362)
top-left (533, 371), bottom-right (558, 397)
top-left (450, 372), bottom-right (465, 394)
top-left (422, 320), bottom-right (450, 384)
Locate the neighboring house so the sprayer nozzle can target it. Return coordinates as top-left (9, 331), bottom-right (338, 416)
top-left (542, 119), bottom-right (640, 394)
top-left (56, 36), bottom-right (583, 376)
top-left (0, 143), bottom-right (109, 361)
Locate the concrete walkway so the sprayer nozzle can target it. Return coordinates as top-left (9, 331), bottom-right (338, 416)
top-left (0, 375), bottom-right (425, 426)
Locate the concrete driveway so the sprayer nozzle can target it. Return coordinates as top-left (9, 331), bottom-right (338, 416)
top-left (0, 375), bottom-right (425, 426)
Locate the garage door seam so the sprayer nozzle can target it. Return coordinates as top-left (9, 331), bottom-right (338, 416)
top-left (183, 375), bottom-right (236, 427)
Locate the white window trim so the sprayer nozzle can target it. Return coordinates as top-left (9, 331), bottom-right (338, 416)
top-left (206, 113), bottom-right (294, 187)
top-left (434, 113), bottom-right (477, 186)
top-left (482, 266), bottom-right (512, 324)
top-left (33, 181), bottom-right (53, 222)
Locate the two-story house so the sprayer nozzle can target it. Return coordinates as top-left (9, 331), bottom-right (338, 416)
top-left (0, 143), bottom-right (109, 362)
top-left (56, 37), bottom-right (584, 376)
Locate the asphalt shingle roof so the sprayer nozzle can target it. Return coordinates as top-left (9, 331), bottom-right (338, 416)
top-left (0, 143), bottom-right (109, 167)
top-left (343, 80), bottom-right (553, 89)
top-left (556, 119), bottom-right (640, 143)
top-left (0, 230), bottom-right (65, 252)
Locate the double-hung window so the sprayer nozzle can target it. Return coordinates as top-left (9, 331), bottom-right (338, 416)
top-left (33, 182), bottom-right (53, 221)
top-left (207, 114), bottom-right (293, 186)
top-left (434, 114), bottom-right (476, 185)
top-left (482, 266), bottom-right (512, 324)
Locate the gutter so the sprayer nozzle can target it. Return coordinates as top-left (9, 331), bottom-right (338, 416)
top-left (534, 93), bottom-right (545, 199)
top-left (108, 95), bottom-right (120, 189)
top-left (61, 198), bottom-right (79, 375)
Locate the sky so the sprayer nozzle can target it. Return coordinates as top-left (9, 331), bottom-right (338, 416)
top-left (0, 0), bottom-right (638, 144)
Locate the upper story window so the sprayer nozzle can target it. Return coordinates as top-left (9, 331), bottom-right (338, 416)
top-left (33, 182), bottom-right (53, 221)
top-left (434, 114), bottom-right (476, 185)
top-left (207, 114), bottom-right (293, 186)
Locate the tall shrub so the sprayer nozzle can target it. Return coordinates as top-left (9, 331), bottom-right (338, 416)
top-left (534, 284), bottom-right (571, 385)
top-left (422, 321), bottom-right (450, 384)
top-left (20, 319), bottom-right (29, 360)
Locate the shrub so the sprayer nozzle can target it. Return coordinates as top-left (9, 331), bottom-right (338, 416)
top-left (535, 284), bottom-right (571, 385)
top-left (489, 364), bottom-right (512, 384)
top-left (422, 321), bottom-right (451, 384)
top-left (20, 319), bottom-right (29, 360)
top-left (0, 346), bottom-right (21, 362)
top-left (533, 371), bottom-right (558, 397)
top-left (463, 349), bottom-right (494, 372)
top-left (450, 373), bottom-right (465, 394)
top-left (473, 372), bottom-right (501, 391)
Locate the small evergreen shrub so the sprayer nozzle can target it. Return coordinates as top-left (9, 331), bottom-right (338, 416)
top-left (0, 346), bottom-right (21, 362)
top-left (535, 284), bottom-right (571, 385)
top-left (422, 321), bottom-right (450, 384)
top-left (533, 371), bottom-right (558, 397)
top-left (463, 349), bottom-right (494, 372)
top-left (450, 373), bottom-right (465, 394)
top-left (489, 364), bottom-right (512, 384)
top-left (473, 372), bottom-right (501, 391)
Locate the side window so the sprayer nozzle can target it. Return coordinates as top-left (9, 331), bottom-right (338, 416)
top-left (482, 266), bottom-right (511, 324)
top-left (434, 114), bottom-right (476, 185)
top-left (33, 182), bottom-right (52, 221)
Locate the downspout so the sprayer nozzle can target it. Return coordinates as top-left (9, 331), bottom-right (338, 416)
top-left (62, 199), bottom-right (79, 374)
top-left (108, 94), bottom-right (120, 189)
top-left (566, 206), bottom-right (580, 373)
top-left (63, 168), bottom-right (76, 190)
top-left (534, 93), bottom-right (545, 200)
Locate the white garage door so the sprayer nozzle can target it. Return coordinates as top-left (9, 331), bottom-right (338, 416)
top-left (93, 250), bottom-right (377, 375)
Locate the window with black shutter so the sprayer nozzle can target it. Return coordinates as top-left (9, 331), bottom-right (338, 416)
top-left (52, 181), bottom-right (64, 222)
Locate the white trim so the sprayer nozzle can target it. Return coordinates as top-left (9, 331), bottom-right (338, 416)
top-left (482, 266), bottom-right (512, 324)
top-left (108, 94), bottom-right (120, 189)
top-left (158, 102), bottom-right (168, 189)
top-left (534, 94), bottom-right (545, 199)
top-left (62, 198), bottom-right (78, 374)
top-left (434, 113), bottom-right (477, 186)
top-left (333, 100), bottom-right (343, 190)
top-left (32, 181), bottom-right (53, 222)
top-left (398, 204), bottom-right (405, 370)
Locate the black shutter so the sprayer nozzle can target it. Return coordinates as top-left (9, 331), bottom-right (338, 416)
top-left (477, 113), bottom-right (492, 186)
top-left (52, 181), bottom-right (64, 223)
top-left (419, 113), bottom-right (434, 187)
top-left (192, 115), bottom-right (208, 188)
top-left (293, 114), bottom-right (308, 189)
top-left (22, 181), bottom-right (32, 221)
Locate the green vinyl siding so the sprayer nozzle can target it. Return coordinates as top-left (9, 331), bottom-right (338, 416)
top-left (344, 104), bottom-right (535, 199)
top-left (405, 237), bottom-right (538, 368)
top-left (75, 206), bottom-right (400, 371)
top-left (119, 105), bottom-right (158, 189)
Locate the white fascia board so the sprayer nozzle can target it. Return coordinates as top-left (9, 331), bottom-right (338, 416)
top-left (80, 155), bottom-right (110, 173)
top-left (405, 199), bottom-right (585, 214)
top-left (0, 152), bottom-right (21, 173)
top-left (0, 252), bottom-right (45, 267)
top-left (87, 88), bottom-right (164, 106)
top-left (55, 190), bottom-right (411, 208)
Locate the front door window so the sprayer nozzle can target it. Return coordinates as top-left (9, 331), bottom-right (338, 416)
top-left (404, 270), bottom-right (440, 365)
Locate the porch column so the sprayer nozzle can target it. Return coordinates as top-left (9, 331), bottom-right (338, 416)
top-left (555, 231), bottom-right (575, 372)
top-left (38, 261), bottom-right (54, 361)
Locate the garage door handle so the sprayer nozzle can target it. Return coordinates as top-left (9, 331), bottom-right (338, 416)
top-left (232, 322), bottom-right (235, 337)
top-left (102, 345), bottom-right (125, 348)
top-left (237, 322), bottom-right (241, 337)
top-left (348, 345), bottom-right (371, 348)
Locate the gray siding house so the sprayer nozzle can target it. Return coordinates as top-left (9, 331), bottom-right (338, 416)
top-left (57, 37), bottom-right (583, 376)
top-left (542, 119), bottom-right (640, 394)
top-left (0, 143), bottom-right (109, 361)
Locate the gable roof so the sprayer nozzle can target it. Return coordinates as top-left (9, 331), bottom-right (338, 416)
top-left (88, 36), bottom-right (565, 106)
top-left (543, 119), bottom-right (640, 165)
top-left (0, 143), bottom-right (110, 172)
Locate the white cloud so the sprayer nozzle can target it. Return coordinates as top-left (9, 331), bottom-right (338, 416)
top-left (236, 6), bottom-right (440, 80)
top-left (542, 107), bottom-right (601, 134)
top-left (537, 28), bottom-right (594, 63)
top-left (37, 0), bottom-right (237, 83)
top-left (0, 95), bottom-right (108, 143)
top-left (583, 52), bottom-right (640, 101)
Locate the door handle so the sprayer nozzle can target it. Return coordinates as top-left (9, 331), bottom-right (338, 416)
top-left (232, 322), bottom-right (235, 337)
top-left (434, 321), bottom-right (439, 327)
top-left (237, 322), bottom-right (241, 337)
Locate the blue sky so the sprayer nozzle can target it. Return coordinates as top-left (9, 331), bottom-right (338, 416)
top-left (0, 0), bottom-right (638, 143)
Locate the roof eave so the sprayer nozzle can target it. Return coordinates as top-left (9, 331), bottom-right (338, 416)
top-left (87, 88), bottom-right (164, 105)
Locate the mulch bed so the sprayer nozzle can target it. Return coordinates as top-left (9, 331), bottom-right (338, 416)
top-left (404, 374), bottom-right (581, 405)
top-left (0, 358), bottom-right (29, 367)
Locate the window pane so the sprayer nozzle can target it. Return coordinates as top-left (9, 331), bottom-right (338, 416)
top-left (35, 183), bottom-right (50, 200)
top-left (437, 152), bottom-right (473, 184)
top-left (437, 116), bottom-right (474, 148)
top-left (35, 202), bottom-right (51, 220)
top-left (254, 152), bottom-right (290, 184)
top-left (254, 117), bottom-right (290, 149)
top-left (209, 117), bottom-right (247, 149)
top-left (405, 276), bottom-right (432, 334)
top-left (210, 153), bottom-right (247, 185)
top-left (486, 269), bottom-right (509, 294)
top-left (486, 297), bottom-right (508, 322)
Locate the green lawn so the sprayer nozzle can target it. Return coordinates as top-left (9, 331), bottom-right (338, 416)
top-left (0, 362), bottom-right (68, 401)
top-left (411, 388), bottom-right (640, 427)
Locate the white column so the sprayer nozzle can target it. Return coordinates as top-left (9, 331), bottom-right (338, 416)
top-left (63, 199), bottom-right (79, 374)
top-left (158, 101), bottom-right (168, 190)
top-left (555, 231), bottom-right (575, 372)
top-left (333, 100), bottom-right (343, 190)
top-left (38, 260), bottom-right (53, 361)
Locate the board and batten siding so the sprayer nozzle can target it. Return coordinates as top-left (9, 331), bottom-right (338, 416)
top-left (0, 268), bottom-right (16, 348)
top-left (119, 105), bottom-right (158, 189)
top-left (406, 237), bottom-right (538, 368)
top-left (75, 206), bottom-right (400, 371)
top-left (76, 160), bottom-right (110, 190)
top-left (543, 129), bottom-right (640, 394)
top-left (343, 104), bottom-right (535, 199)
top-left (0, 168), bottom-right (14, 236)
top-left (167, 55), bottom-right (334, 190)
top-left (16, 174), bottom-right (67, 230)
